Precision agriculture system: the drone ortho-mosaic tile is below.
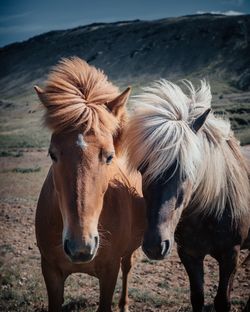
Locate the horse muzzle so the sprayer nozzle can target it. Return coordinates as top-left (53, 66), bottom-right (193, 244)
top-left (63, 235), bottom-right (99, 263)
top-left (142, 229), bottom-right (172, 260)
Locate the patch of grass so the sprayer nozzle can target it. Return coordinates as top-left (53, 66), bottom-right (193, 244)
top-left (0, 150), bottom-right (23, 157)
top-left (172, 287), bottom-right (190, 295)
top-left (0, 288), bottom-right (20, 301)
top-left (141, 257), bottom-right (155, 264)
top-left (0, 244), bottom-right (15, 257)
top-left (0, 263), bottom-right (20, 287)
top-left (231, 298), bottom-right (248, 305)
top-left (235, 128), bottom-right (250, 145)
top-left (82, 308), bottom-right (97, 312)
top-left (130, 287), bottom-right (169, 307)
top-left (0, 254), bottom-right (47, 311)
top-left (62, 298), bottom-right (88, 311)
top-left (0, 133), bottom-right (50, 148)
top-left (11, 167), bottom-right (41, 173)
top-left (0, 288), bottom-right (34, 311)
top-left (157, 280), bottom-right (170, 289)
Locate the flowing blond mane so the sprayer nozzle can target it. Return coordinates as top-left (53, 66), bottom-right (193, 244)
top-left (38, 57), bottom-right (120, 133)
top-left (125, 80), bottom-right (249, 222)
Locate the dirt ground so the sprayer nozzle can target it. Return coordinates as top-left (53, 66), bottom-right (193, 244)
top-left (0, 147), bottom-right (249, 312)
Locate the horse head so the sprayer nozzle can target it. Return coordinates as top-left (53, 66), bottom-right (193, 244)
top-left (35, 58), bottom-right (130, 263)
top-left (125, 80), bottom-right (210, 260)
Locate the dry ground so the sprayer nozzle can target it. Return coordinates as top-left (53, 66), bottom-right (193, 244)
top-left (0, 148), bottom-right (249, 312)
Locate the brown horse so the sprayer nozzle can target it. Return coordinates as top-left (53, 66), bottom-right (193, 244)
top-left (35, 57), bottom-right (146, 312)
top-left (125, 80), bottom-right (250, 312)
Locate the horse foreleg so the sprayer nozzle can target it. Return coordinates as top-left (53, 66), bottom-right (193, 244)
top-left (119, 252), bottom-right (136, 312)
top-left (178, 249), bottom-right (205, 312)
top-left (41, 257), bottom-right (66, 312)
top-left (214, 247), bottom-right (240, 312)
top-left (97, 259), bottom-right (120, 312)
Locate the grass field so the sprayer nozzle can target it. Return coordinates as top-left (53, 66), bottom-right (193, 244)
top-left (0, 79), bottom-right (249, 150)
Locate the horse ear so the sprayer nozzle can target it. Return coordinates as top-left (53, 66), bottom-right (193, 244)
top-left (192, 108), bottom-right (211, 133)
top-left (34, 85), bottom-right (46, 103)
top-left (106, 87), bottom-right (131, 117)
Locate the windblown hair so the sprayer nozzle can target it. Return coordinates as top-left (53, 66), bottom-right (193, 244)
top-left (125, 80), bottom-right (249, 222)
top-left (38, 57), bottom-right (120, 134)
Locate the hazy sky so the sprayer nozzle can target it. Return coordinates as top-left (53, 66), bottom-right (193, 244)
top-left (1, 0), bottom-right (250, 47)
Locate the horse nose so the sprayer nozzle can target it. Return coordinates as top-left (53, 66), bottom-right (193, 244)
top-left (142, 239), bottom-right (171, 260)
top-left (63, 235), bottom-right (99, 263)
top-left (160, 240), bottom-right (170, 257)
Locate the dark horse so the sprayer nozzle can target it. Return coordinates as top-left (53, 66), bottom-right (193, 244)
top-left (125, 80), bottom-right (250, 312)
top-left (35, 57), bottom-right (146, 312)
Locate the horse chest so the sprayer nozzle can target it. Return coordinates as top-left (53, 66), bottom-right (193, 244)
top-left (175, 214), bottom-right (242, 256)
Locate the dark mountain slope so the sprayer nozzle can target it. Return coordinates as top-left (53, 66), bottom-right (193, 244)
top-left (0, 14), bottom-right (250, 101)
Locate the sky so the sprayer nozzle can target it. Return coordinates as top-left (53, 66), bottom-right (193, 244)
top-left (0, 0), bottom-right (250, 47)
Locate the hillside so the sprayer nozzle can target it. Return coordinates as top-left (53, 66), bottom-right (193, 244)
top-left (0, 13), bottom-right (250, 147)
top-left (1, 14), bottom-right (250, 98)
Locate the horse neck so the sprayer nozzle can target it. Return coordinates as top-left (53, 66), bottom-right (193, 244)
top-left (189, 135), bottom-right (249, 224)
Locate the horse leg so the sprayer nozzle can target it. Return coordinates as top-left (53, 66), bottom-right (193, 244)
top-left (119, 252), bottom-right (135, 312)
top-left (178, 250), bottom-right (205, 312)
top-left (214, 247), bottom-right (239, 312)
top-left (97, 259), bottom-right (120, 312)
top-left (41, 257), bottom-right (66, 312)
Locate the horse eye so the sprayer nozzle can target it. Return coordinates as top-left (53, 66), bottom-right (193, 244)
top-left (49, 150), bottom-right (57, 162)
top-left (106, 154), bottom-right (114, 165)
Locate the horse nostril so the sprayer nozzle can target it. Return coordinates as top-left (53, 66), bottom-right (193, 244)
top-left (90, 235), bottom-right (99, 255)
top-left (94, 235), bottom-right (99, 247)
top-left (64, 239), bottom-right (71, 257)
top-left (161, 240), bottom-right (170, 257)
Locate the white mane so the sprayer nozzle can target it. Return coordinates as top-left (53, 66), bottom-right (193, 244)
top-left (125, 80), bottom-right (249, 222)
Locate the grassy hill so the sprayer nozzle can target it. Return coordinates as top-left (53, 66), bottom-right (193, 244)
top-left (0, 13), bottom-right (250, 148)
